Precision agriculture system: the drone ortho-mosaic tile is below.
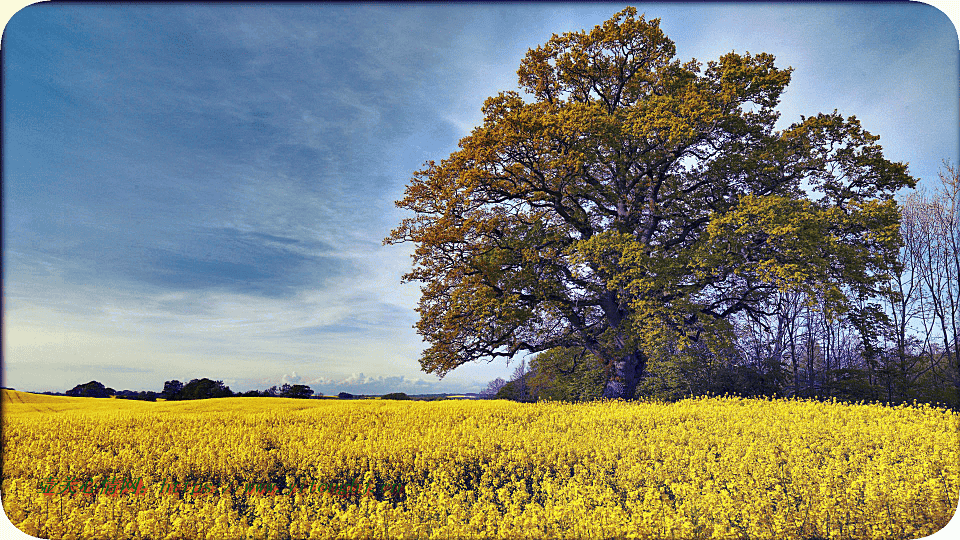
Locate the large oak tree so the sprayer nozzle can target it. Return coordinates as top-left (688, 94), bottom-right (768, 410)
top-left (386, 8), bottom-right (914, 399)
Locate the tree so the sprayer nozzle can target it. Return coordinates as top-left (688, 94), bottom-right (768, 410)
top-left (115, 390), bottom-right (158, 401)
top-left (510, 359), bottom-right (532, 402)
top-left (479, 377), bottom-right (507, 398)
top-left (66, 381), bottom-right (115, 398)
top-left (897, 163), bottom-right (960, 403)
top-left (283, 384), bottom-right (315, 399)
top-left (162, 380), bottom-right (184, 400)
top-left (382, 392), bottom-right (411, 400)
top-left (386, 8), bottom-right (914, 399)
top-left (495, 365), bottom-right (537, 402)
top-left (176, 378), bottom-right (233, 400)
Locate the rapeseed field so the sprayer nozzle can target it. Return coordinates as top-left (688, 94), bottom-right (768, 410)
top-left (1, 389), bottom-right (957, 539)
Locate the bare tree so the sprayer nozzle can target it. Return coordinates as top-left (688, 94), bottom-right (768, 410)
top-left (479, 377), bottom-right (507, 398)
top-left (937, 164), bottom-right (960, 395)
top-left (928, 164), bottom-right (960, 395)
top-left (880, 163), bottom-right (960, 404)
top-left (511, 359), bottom-right (530, 402)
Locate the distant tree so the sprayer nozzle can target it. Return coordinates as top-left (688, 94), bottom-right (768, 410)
top-left (162, 380), bottom-right (184, 400)
top-left (282, 384), bottom-right (315, 399)
top-left (382, 392), bottom-right (411, 400)
top-left (495, 372), bottom-right (536, 402)
top-left (494, 360), bottom-right (538, 402)
top-left (175, 378), bottom-right (233, 400)
top-left (337, 392), bottom-right (355, 400)
top-left (66, 381), bottom-right (115, 398)
top-left (479, 377), bottom-right (507, 398)
top-left (114, 390), bottom-right (158, 402)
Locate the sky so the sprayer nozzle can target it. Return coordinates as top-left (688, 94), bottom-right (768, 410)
top-left (3, 2), bottom-right (958, 396)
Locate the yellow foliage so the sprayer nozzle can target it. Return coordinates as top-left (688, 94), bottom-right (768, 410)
top-left (2, 389), bottom-right (957, 539)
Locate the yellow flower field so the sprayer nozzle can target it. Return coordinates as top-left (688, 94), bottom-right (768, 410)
top-left (2, 389), bottom-right (957, 539)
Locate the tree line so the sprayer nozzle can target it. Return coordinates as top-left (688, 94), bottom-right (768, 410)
top-left (58, 379), bottom-right (318, 401)
top-left (56, 381), bottom-right (424, 402)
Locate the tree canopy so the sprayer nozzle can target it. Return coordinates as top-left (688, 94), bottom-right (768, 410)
top-left (269, 383), bottom-right (315, 399)
top-left (66, 381), bottom-right (115, 398)
top-left (164, 378), bottom-right (233, 401)
top-left (386, 7), bottom-right (914, 400)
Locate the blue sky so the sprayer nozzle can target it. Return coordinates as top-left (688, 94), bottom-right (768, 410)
top-left (3, 2), bottom-right (958, 396)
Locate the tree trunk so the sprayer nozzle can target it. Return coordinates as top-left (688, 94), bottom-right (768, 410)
top-left (601, 351), bottom-right (646, 399)
top-left (807, 304), bottom-right (815, 397)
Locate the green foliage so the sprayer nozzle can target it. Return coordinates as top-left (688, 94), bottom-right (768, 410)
top-left (382, 392), bottom-right (411, 400)
top-left (528, 347), bottom-right (606, 402)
